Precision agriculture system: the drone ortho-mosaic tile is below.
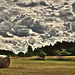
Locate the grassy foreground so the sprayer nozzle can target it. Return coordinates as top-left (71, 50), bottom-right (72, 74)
top-left (0, 57), bottom-right (75, 75)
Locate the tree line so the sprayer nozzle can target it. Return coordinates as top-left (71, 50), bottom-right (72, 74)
top-left (0, 41), bottom-right (75, 58)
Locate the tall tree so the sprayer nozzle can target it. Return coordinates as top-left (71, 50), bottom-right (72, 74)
top-left (27, 45), bottom-right (33, 53)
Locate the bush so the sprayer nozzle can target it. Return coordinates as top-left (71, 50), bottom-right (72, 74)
top-left (17, 52), bottom-right (25, 57)
top-left (25, 52), bottom-right (33, 57)
top-left (56, 49), bottom-right (72, 58)
top-left (38, 50), bottom-right (47, 59)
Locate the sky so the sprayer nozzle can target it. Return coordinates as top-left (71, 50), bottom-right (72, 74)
top-left (0, 0), bottom-right (75, 53)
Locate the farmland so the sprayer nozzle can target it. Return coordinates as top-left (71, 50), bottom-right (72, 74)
top-left (0, 56), bottom-right (75, 75)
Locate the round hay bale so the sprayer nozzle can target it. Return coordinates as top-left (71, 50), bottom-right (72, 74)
top-left (0, 55), bottom-right (10, 68)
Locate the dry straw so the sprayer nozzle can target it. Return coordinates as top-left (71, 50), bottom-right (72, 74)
top-left (0, 55), bottom-right (10, 68)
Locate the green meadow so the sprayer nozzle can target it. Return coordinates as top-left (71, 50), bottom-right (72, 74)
top-left (0, 57), bottom-right (75, 75)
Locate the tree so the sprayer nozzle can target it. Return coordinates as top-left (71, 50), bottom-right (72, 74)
top-left (27, 45), bottom-right (33, 53)
top-left (26, 45), bottom-right (34, 56)
top-left (56, 49), bottom-right (71, 58)
top-left (17, 52), bottom-right (25, 57)
top-left (0, 50), bottom-right (15, 57)
top-left (25, 52), bottom-right (33, 57)
top-left (38, 50), bottom-right (47, 59)
top-left (68, 47), bottom-right (75, 56)
top-left (34, 48), bottom-right (41, 56)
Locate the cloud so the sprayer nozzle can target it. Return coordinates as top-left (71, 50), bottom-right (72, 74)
top-left (28, 37), bottom-right (35, 45)
top-left (11, 26), bottom-right (30, 37)
top-left (72, 2), bottom-right (75, 13)
top-left (16, 1), bottom-right (48, 7)
top-left (18, 17), bottom-right (45, 34)
top-left (0, 0), bottom-right (75, 53)
top-left (71, 22), bottom-right (75, 32)
top-left (58, 10), bottom-right (73, 21)
top-left (0, 18), bottom-right (4, 23)
top-left (0, 31), bottom-right (13, 37)
top-left (63, 23), bottom-right (70, 30)
top-left (31, 21), bottom-right (45, 33)
top-left (17, 2), bottom-right (38, 7)
top-left (19, 17), bottom-right (34, 28)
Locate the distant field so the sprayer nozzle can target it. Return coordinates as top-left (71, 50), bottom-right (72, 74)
top-left (0, 56), bottom-right (75, 75)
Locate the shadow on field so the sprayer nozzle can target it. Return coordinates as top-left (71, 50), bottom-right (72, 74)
top-left (9, 67), bottom-right (26, 69)
top-left (31, 58), bottom-right (75, 61)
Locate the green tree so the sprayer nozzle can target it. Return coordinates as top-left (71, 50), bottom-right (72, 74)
top-left (17, 52), bottom-right (25, 57)
top-left (38, 50), bottom-right (47, 59)
top-left (34, 48), bottom-right (41, 56)
top-left (26, 45), bottom-right (34, 56)
top-left (68, 47), bottom-right (75, 56)
top-left (25, 52), bottom-right (33, 57)
top-left (56, 49), bottom-right (71, 58)
top-left (27, 45), bottom-right (33, 53)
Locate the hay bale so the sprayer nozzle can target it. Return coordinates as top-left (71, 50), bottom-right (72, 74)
top-left (0, 55), bottom-right (10, 68)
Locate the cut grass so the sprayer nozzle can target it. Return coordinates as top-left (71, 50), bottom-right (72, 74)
top-left (0, 57), bottom-right (75, 75)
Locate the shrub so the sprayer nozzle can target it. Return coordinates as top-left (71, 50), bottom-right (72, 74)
top-left (38, 50), bottom-right (47, 59)
top-left (25, 52), bottom-right (33, 57)
top-left (56, 49), bottom-right (72, 58)
top-left (17, 52), bottom-right (25, 57)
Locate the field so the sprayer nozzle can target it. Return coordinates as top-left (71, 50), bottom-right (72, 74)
top-left (0, 56), bottom-right (75, 75)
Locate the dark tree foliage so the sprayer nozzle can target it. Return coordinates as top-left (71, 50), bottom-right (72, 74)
top-left (68, 47), bottom-right (75, 56)
top-left (25, 52), bottom-right (33, 57)
top-left (27, 45), bottom-right (33, 53)
top-left (25, 45), bottom-right (34, 57)
top-left (0, 49), bottom-right (15, 56)
top-left (38, 50), bottom-right (47, 59)
top-left (40, 45), bottom-right (57, 56)
top-left (17, 52), bottom-right (25, 57)
top-left (34, 48), bottom-right (41, 56)
top-left (0, 41), bottom-right (75, 57)
top-left (34, 41), bottom-right (75, 56)
top-left (56, 49), bottom-right (72, 58)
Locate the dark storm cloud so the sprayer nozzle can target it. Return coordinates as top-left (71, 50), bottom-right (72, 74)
top-left (49, 29), bottom-right (56, 37)
top-left (19, 17), bottom-right (45, 34)
top-left (58, 10), bottom-right (73, 21)
top-left (8, 10), bottom-right (20, 16)
top-left (13, 0), bottom-right (18, 2)
top-left (69, 17), bottom-right (75, 22)
top-left (0, 18), bottom-right (4, 23)
top-left (17, 2), bottom-right (38, 7)
top-left (72, 2), bottom-right (75, 13)
top-left (31, 21), bottom-right (45, 33)
top-left (11, 28), bottom-right (30, 37)
top-left (0, 21), bottom-right (13, 31)
top-left (17, 1), bottom-right (48, 7)
top-left (10, 25), bottom-right (30, 37)
top-left (63, 23), bottom-right (70, 30)
top-left (0, 31), bottom-right (13, 37)
top-left (0, 7), bottom-right (6, 11)
top-left (12, 14), bottom-right (25, 23)
top-left (28, 37), bottom-right (35, 45)
top-left (19, 17), bottom-right (34, 28)
top-left (71, 22), bottom-right (75, 32)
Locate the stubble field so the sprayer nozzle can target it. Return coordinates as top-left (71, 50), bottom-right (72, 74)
top-left (0, 56), bottom-right (75, 75)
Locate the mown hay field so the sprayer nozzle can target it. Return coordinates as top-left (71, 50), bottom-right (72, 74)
top-left (0, 56), bottom-right (75, 75)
